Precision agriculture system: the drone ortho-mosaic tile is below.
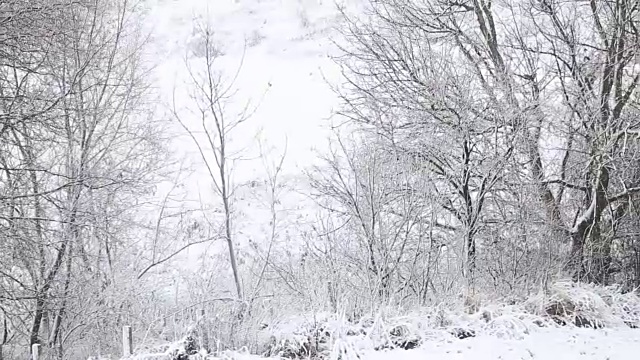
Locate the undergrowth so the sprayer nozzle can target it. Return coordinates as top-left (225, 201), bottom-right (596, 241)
top-left (127, 281), bottom-right (639, 360)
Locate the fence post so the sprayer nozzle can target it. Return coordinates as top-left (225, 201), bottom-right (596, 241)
top-left (122, 326), bottom-right (133, 356)
top-left (31, 344), bottom-right (40, 360)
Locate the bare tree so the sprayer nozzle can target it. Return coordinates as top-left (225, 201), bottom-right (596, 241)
top-left (308, 130), bottom-right (450, 307)
top-left (333, 0), bottom-right (640, 291)
top-left (172, 20), bottom-right (253, 300)
top-left (527, 0), bottom-right (640, 283)
top-left (0, 0), bottom-right (167, 357)
top-left (334, 2), bottom-right (518, 292)
top-left (249, 137), bottom-right (288, 300)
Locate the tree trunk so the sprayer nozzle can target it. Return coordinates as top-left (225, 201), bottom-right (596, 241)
top-left (569, 226), bottom-right (587, 280)
top-left (29, 295), bottom-right (46, 348)
top-left (568, 165), bottom-right (610, 280)
top-left (223, 194), bottom-right (243, 300)
top-left (465, 230), bottom-right (477, 283)
top-left (588, 200), bottom-right (628, 284)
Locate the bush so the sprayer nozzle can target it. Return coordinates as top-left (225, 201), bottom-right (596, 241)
top-left (525, 280), bottom-right (639, 328)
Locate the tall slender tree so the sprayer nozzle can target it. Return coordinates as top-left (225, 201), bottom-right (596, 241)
top-left (172, 20), bottom-right (251, 300)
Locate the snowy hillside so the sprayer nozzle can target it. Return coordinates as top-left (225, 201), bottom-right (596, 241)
top-left (131, 0), bottom-right (351, 293)
top-left (145, 0), bottom-right (345, 179)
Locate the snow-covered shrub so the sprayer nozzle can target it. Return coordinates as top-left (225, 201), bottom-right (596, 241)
top-left (483, 315), bottom-right (531, 340)
top-left (262, 333), bottom-right (315, 358)
top-left (590, 284), bottom-right (640, 328)
top-left (247, 29), bottom-right (265, 47)
top-left (259, 311), bottom-right (427, 358)
top-left (330, 337), bottom-right (361, 360)
top-left (361, 315), bottom-right (423, 350)
top-left (260, 313), bottom-right (335, 358)
top-left (387, 324), bottom-right (421, 349)
top-left (168, 334), bottom-right (200, 360)
top-left (524, 280), bottom-right (640, 328)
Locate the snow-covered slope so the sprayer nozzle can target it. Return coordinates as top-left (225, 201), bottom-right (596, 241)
top-left (136, 0), bottom-right (346, 294)
top-left (145, 0), bottom-right (345, 180)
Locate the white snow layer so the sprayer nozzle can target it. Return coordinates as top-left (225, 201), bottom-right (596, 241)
top-left (363, 328), bottom-right (640, 360)
top-left (129, 327), bottom-right (640, 359)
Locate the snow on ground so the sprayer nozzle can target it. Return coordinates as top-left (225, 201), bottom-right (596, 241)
top-left (132, 282), bottom-right (640, 360)
top-left (360, 328), bottom-right (640, 360)
top-left (132, 328), bottom-right (640, 359)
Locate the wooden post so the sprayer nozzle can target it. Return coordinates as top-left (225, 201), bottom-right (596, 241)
top-left (122, 326), bottom-right (133, 356)
top-left (31, 344), bottom-right (40, 360)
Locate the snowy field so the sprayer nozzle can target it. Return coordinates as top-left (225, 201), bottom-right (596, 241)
top-left (131, 326), bottom-right (640, 360)
top-left (363, 329), bottom-right (640, 360)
